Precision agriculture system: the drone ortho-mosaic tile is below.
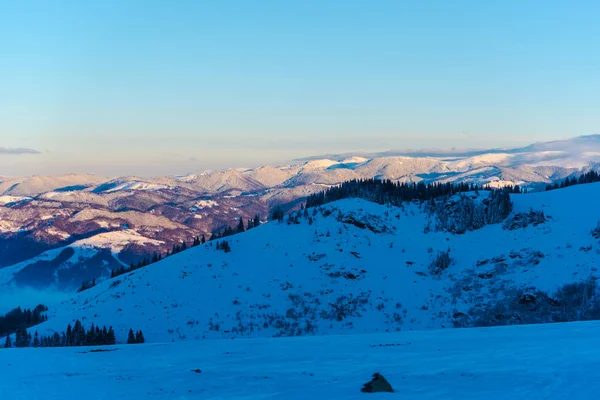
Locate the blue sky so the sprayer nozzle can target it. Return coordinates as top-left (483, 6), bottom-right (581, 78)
top-left (1, 0), bottom-right (599, 176)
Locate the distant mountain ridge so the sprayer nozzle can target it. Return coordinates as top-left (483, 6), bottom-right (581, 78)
top-left (1, 134), bottom-right (599, 291)
top-left (2, 135), bottom-right (600, 198)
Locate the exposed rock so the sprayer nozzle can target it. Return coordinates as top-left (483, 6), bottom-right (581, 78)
top-left (361, 372), bottom-right (394, 393)
top-left (519, 293), bottom-right (537, 305)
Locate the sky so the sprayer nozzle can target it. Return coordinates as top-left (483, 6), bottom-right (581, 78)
top-left (1, 0), bottom-right (599, 177)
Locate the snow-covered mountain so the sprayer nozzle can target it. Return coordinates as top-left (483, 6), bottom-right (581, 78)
top-left (3, 135), bottom-right (600, 197)
top-left (19, 182), bottom-right (600, 344)
top-left (1, 134), bottom-right (599, 291)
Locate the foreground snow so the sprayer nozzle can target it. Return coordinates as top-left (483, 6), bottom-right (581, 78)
top-left (2, 321), bottom-right (600, 399)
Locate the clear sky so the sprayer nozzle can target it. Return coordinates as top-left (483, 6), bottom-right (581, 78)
top-left (1, 0), bottom-right (599, 177)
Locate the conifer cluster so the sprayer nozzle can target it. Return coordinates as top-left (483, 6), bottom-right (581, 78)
top-left (127, 328), bottom-right (145, 344)
top-left (306, 179), bottom-right (485, 208)
top-left (3, 319), bottom-right (145, 349)
top-left (0, 305), bottom-right (48, 338)
top-left (545, 170), bottom-right (600, 191)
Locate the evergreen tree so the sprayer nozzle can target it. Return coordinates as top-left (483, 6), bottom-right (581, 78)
top-left (15, 327), bottom-right (30, 348)
top-left (135, 330), bottom-right (145, 344)
top-left (107, 327), bottom-right (116, 345)
top-left (271, 206), bottom-right (284, 222)
top-left (253, 214), bottom-right (260, 228)
top-left (66, 324), bottom-right (73, 346)
top-left (201, 234), bottom-right (206, 244)
top-left (4, 334), bottom-right (11, 348)
top-left (33, 331), bottom-right (39, 347)
top-left (236, 217), bottom-right (245, 233)
top-left (127, 329), bottom-right (136, 344)
top-left (102, 327), bottom-right (108, 344)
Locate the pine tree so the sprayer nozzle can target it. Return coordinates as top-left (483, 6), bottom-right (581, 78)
top-left (271, 206), bottom-right (284, 222)
top-left (236, 217), bottom-right (245, 233)
top-left (253, 214), bottom-right (260, 228)
top-left (15, 327), bottom-right (30, 348)
top-left (127, 329), bottom-right (136, 344)
top-left (201, 234), bottom-right (206, 244)
top-left (4, 334), bottom-right (11, 348)
top-left (102, 326), bottom-right (108, 344)
top-left (33, 331), bottom-right (39, 347)
top-left (66, 324), bottom-right (73, 346)
top-left (107, 327), bottom-right (116, 345)
top-left (135, 330), bottom-right (145, 344)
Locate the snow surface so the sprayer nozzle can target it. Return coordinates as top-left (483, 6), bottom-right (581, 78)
top-left (1, 320), bottom-right (600, 399)
top-left (104, 181), bottom-right (172, 193)
top-left (194, 200), bottom-right (219, 209)
top-left (0, 195), bottom-right (31, 205)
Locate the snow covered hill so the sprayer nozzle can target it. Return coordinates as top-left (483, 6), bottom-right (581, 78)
top-left (0, 173), bottom-right (106, 196)
top-left (22, 183), bottom-right (600, 344)
top-left (0, 230), bottom-right (165, 290)
top-left (2, 320), bottom-right (600, 399)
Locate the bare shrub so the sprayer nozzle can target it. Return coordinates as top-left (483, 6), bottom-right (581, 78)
top-left (466, 277), bottom-right (600, 327)
top-left (429, 251), bottom-right (453, 275)
top-left (592, 221), bottom-right (600, 239)
top-left (503, 209), bottom-right (548, 230)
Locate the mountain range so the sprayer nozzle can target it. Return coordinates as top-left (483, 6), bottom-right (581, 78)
top-left (1, 135), bottom-right (599, 292)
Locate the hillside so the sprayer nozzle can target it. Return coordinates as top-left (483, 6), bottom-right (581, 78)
top-left (2, 320), bottom-right (599, 399)
top-left (22, 182), bottom-right (600, 343)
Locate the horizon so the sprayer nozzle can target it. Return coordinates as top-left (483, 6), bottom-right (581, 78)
top-left (0, 133), bottom-right (598, 179)
top-left (2, 1), bottom-right (600, 176)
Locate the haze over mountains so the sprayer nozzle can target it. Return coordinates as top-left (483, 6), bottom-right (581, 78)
top-left (0, 135), bottom-right (599, 293)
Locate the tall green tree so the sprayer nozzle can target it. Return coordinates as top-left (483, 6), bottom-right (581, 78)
top-left (127, 329), bottom-right (136, 344)
top-left (237, 217), bottom-right (245, 233)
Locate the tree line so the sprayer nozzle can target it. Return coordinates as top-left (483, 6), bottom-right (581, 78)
top-left (306, 178), bottom-right (521, 208)
top-left (0, 305), bottom-right (48, 338)
top-left (3, 319), bottom-right (144, 349)
top-left (546, 170), bottom-right (600, 191)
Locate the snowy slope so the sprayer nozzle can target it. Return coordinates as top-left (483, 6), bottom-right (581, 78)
top-left (2, 320), bottom-right (600, 399)
top-left (0, 230), bottom-right (165, 290)
top-left (23, 183), bottom-right (600, 343)
top-left (0, 195), bottom-right (31, 205)
top-left (0, 174), bottom-right (105, 196)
